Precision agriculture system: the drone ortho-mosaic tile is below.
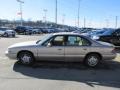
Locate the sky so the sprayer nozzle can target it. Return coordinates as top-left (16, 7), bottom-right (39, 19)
top-left (0, 0), bottom-right (120, 28)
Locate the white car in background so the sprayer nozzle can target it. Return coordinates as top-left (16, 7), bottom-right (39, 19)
top-left (0, 27), bottom-right (16, 37)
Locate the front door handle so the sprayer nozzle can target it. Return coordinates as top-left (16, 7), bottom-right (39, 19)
top-left (58, 49), bottom-right (62, 50)
top-left (83, 48), bottom-right (87, 50)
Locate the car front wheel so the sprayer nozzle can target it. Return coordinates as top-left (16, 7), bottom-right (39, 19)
top-left (84, 54), bottom-right (100, 67)
top-left (17, 52), bottom-right (34, 65)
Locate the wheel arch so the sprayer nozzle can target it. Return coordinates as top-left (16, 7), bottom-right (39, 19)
top-left (17, 50), bottom-right (35, 59)
top-left (84, 52), bottom-right (103, 61)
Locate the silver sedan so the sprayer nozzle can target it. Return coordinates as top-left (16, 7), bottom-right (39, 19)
top-left (5, 33), bottom-right (116, 67)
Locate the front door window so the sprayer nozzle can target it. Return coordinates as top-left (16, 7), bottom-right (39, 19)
top-left (52, 36), bottom-right (64, 46)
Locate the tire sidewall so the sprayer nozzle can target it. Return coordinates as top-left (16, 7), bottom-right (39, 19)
top-left (85, 54), bottom-right (100, 67)
top-left (18, 52), bottom-right (34, 65)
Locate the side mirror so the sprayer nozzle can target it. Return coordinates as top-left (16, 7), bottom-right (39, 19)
top-left (47, 42), bottom-right (52, 47)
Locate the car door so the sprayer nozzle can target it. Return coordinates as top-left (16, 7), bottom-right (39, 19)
top-left (37, 35), bottom-right (65, 61)
top-left (65, 35), bottom-right (91, 61)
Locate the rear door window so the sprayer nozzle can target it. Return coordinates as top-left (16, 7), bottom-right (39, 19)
top-left (67, 36), bottom-right (91, 46)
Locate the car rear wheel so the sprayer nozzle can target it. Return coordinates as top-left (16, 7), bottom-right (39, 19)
top-left (17, 52), bottom-right (34, 65)
top-left (84, 54), bottom-right (100, 67)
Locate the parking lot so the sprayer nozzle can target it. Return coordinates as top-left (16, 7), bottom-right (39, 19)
top-left (0, 35), bottom-right (120, 90)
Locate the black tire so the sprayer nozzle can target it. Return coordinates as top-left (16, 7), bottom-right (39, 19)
top-left (17, 52), bottom-right (34, 65)
top-left (12, 34), bottom-right (15, 37)
top-left (4, 33), bottom-right (9, 37)
top-left (33, 31), bottom-right (36, 34)
top-left (29, 32), bottom-right (32, 35)
top-left (84, 54), bottom-right (100, 67)
top-left (24, 32), bottom-right (28, 35)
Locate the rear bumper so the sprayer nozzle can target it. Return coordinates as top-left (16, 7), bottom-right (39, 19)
top-left (102, 54), bottom-right (117, 60)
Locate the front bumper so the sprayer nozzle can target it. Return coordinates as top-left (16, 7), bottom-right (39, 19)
top-left (5, 50), bottom-right (17, 60)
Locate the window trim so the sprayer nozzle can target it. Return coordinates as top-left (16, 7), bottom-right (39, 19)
top-left (41, 35), bottom-right (92, 47)
top-left (41, 35), bottom-right (65, 46)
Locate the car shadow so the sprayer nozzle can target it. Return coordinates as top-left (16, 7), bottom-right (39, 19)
top-left (13, 61), bottom-right (120, 88)
top-left (0, 36), bottom-right (19, 38)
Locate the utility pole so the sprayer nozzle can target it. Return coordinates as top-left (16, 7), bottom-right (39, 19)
top-left (43, 9), bottom-right (47, 22)
top-left (77, 0), bottom-right (81, 27)
top-left (55, 0), bottom-right (58, 24)
top-left (62, 14), bottom-right (65, 25)
top-left (17, 0), bottom-right (24, 26)
top-left (115, 16), bottom-right (118, 29)
top-left (84, 17), bottom-right (86, 28)
top-left (43, 9), bottom-right (47, 27)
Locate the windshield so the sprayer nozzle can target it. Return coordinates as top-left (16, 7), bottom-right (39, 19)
top-left (36, 34), bottom-right (52, 44)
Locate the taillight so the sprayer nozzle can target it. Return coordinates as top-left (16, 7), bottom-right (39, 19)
top-left (112, 48), bottom-right (116, 53)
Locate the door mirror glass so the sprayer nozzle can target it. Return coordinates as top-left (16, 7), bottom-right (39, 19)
top-left (47, 42), bottom-right (52, 47)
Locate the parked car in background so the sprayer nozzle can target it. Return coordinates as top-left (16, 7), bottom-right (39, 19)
top-left (82, 29), bottom-right (106, 38)
top-left (72, 30), bottom-right (82, 34)
top-left (32, 29), bottom-right (41, 34)
top-left (46, 28), bottom-right (55, 33)
top-left (40, 28), bottom-right (59, 33)
top-left (39, 28), bottom-right (49, 33)
top-left (15, 26), bottom-right (32, 35)
top-left (6, 33), bottom-right (116, 67)
top-left (72, 28), bottom-right (92, 34)
top-left (91, 29), bottom-right (120, 46)
top-left (0, 27), bottom-right (16, 37)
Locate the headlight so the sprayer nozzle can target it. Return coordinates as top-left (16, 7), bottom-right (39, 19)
top-left (92, 36), bottom-right (100, 40)
top-left (7, 48), bottom-right (14, 53)
top-left (7, 49), bottom-right (11, 53)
